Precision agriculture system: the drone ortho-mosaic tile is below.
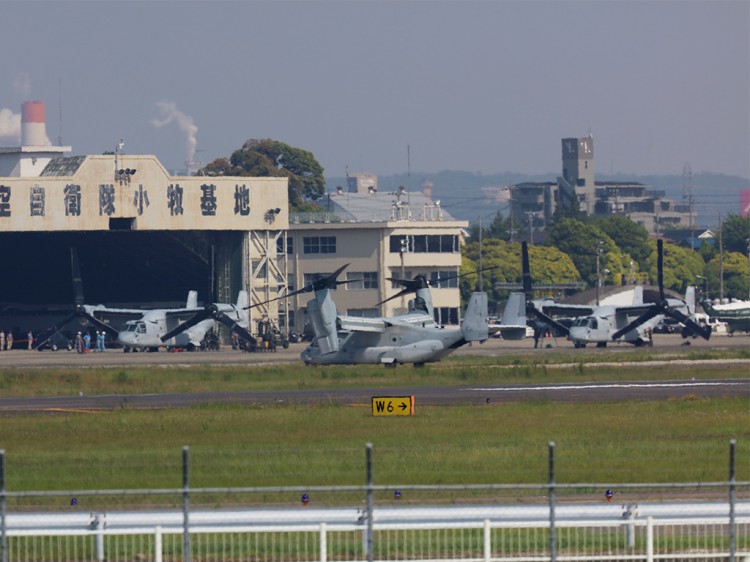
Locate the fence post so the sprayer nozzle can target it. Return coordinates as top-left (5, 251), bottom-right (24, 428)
top-left (155, 525), bottom-right (163, 562)
top-left (729, 438), bottom-right (736, 562)
top-left (548, 441), bottom-right (556, 562)
top-left (646, 517), bottom-right (653, 562)
top-left (483, 519), bottom-right (491, 562)
top-left (320, 523), bottom-right (327, 562)
top-left (1, 449), bottom-right (6, 562)
top-left (365, 442), bottom-right (374, 562)
top-left (182, 445), bottom-right (191, 562)
top-left (89, 513), bottom-right (105, 561)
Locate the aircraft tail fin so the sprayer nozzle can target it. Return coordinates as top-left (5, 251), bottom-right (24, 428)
top-left (685, 285), bottom-right (696, 316)
top-left (632, 285), bottom-right (644, 305)
top-left (461, 292), bottom-right (489, 342)
top-left (307, 289), bottom-right (340, 355)
top-left (501, 292), bottom-right (526, 327)
top-left (236, 290), bottom-right (249, 311)
top-left (186, 291), bottom-right (198, 309)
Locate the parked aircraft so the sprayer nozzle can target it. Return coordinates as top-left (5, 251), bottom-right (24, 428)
top-left (700, 298), bottom-right (750, 335)
top-left (253, 265), bottom-right (490, 366)
top-left (114, 291), bottom-right (254, 352)
top-left (524, 240), bottom-right (711, 347)
top-left (489, 292), bottom-right (530, 340)
top-left (34, 249), bottom-right (254, 352)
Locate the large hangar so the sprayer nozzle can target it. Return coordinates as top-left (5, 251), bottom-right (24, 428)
top-left (0, 151), bottom-right (289, 337)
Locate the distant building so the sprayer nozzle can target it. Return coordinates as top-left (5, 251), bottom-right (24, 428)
top-left (286, 183), bottom-right (468, 334)
top-left (509, 135), bottom-right (696, 236)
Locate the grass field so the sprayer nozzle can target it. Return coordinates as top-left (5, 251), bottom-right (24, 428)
top-left (1, 348), bottom-right (748, 509)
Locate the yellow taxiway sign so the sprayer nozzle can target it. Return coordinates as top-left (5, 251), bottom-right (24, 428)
top-left (371, 396), bottom-right (415, 416)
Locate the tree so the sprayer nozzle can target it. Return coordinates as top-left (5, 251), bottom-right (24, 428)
top-left (467, 211), bottom-right (512, 243)
top-left (720, 214), bottom-right (750, 254)
top-left (641, 240), bottom-right (704, 293)
top-left (546, 219), bottom-right (622, 287)
top-left (461, 240), bottom-right (581, 309)
top-left (704, 251), bottom-right (750, 300)
top-left (200, 139), bottom-right (326, 210)
top-left (593, 215), bottom-right (650, 264)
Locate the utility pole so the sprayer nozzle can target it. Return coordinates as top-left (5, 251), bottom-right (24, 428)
top-left (595, 240), bottom-right (604, 306)
top-left (526, 211), bottom-right (535, 245)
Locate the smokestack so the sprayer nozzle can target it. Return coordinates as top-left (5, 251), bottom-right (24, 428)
top-left (21, 101), bottom-right (50, 146)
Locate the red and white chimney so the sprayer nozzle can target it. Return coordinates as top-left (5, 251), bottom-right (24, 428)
top-left (21, 100), bottom-right (50, 146)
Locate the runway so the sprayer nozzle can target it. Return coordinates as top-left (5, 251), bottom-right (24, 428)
top-left (0, 334), bottom-right (748, 413)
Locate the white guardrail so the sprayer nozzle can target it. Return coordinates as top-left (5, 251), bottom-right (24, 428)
top-left (3, 503), bottom-right (749, 562)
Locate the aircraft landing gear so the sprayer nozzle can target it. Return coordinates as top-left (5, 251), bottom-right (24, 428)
top-left (596, 342), bottom-right (607, 348)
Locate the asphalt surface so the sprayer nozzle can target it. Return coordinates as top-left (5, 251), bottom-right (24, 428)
top-left (0, 334), bottom-right (748, 413)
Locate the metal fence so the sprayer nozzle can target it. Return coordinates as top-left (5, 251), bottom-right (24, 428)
top-left (2, 443), bottom-right (748, 562)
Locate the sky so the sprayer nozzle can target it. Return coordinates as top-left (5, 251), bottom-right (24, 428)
top-left (1, 1), bottom-right (748, 180)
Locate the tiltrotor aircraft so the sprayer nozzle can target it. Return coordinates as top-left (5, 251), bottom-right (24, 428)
top-left (34, 248), bottom-right (254, 352)
top-left (254, 264), bottom-right (490, 367)
top-left (523, 240), bottom-right (711, 347)
top-left (116, 290), bottom-right (254, 352)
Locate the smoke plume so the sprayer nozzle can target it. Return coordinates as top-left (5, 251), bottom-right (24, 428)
top-left (0, 108), bottom-right (21, 141)
top-left (151, 101), bottom-right (198, 165)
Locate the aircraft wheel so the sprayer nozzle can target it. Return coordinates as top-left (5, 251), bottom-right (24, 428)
top-left (51, 343), bottom-right (58, 351)
top-left (384, 362), bottom-right (398, 369)
top-left (596, 342), bottom-right (607, 348)
top-left (574, 342), bottom-right (585, 348)
top-left (414, 362), bottom-right (425, 368)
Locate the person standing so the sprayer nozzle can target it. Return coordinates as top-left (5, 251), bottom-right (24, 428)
top-left (6, 331), bottom-right (12, 351)
top-left (83, 332), bottom-right (91, 352)
top-left (0, 330), bottom-right (4, 352)
top-left (27, 330), bottom-right (33, 350)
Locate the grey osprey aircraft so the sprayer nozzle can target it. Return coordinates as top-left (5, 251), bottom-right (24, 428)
top-left (523, 240), bottom-right (711, 347)
top-left (33, 248), bottom-right (255, 352)
top-left (116, 290), bottom-right (255, 352)
top-left (253, 265), bottom-right (491, 367)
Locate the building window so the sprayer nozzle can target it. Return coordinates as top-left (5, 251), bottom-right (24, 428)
top-left (277, 237), bottom-right (293, 255)
top-left (304, 273), bottom-right (338, 290)
top-left (391, 271), bottom-right (412, 287)
top-left (435, 307), bottom-right (459, 326)
top-left (389, 235), bottom-right (458, 254)
top-left (303, 236), bottom-right (336, 254)
top-left (430, 271), bottom-right (458, 288)
top-left (346, 272), bottom-right (378, 290)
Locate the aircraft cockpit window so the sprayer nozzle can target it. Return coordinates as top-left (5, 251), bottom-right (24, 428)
top-left (125, 322), bottom-right (146, 334)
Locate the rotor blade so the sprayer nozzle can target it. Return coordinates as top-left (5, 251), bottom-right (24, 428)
top-left (71, 247), bottom-right (84, 306)
top-left (431, 266), bottom-right (498, 288)
top-left (657, 239), bottom-right (664, 302)
top-left (376, 287), bottom-right (414, 307)
top-left (246, 264), bottom-right (351, 310)
top-left (33, 311), bottom-right (78, 349)
top-left (77, 308), bottom-right (119, 335)
top-left (522, 242), bottom-right (533, 295)
top-left (213, 312), bottom-right (257, 345)
top-left (526, 302), bottom-right (570, 336)
top-left (160, 309), bottom-right (213, 342)
top-left (666, 308), bottom-right (712, 340)
top-left (612, 307), bottom-right (662, 340)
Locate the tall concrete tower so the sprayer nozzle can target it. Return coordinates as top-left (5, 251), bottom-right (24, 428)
top-left (559, 135), bottom-right (595, 214)
top-left (21, 101), bottom-right (50, 146)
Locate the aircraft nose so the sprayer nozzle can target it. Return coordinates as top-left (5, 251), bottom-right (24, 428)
top-left (118, 333), bottom-right (136, 346)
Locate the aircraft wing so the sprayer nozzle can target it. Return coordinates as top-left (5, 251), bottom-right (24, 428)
top-left (338, 316), bottom-right (387, 333)
top-left (612, 303), bottom-right (658, 316)
top-left (539, 303), bottom-right (595, 317)
top-left (162, 308), bottom-right (205, 318)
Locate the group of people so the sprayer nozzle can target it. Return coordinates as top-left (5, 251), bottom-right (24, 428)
top-left (73, 330), bottom-right (107, 353)
top-left (0, 330), bottom-right (14, 351)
